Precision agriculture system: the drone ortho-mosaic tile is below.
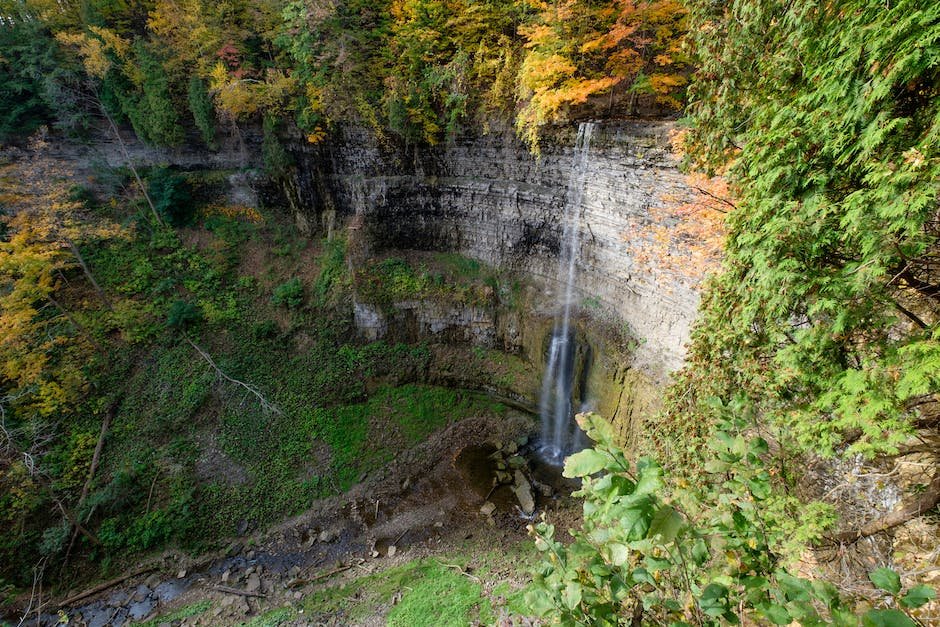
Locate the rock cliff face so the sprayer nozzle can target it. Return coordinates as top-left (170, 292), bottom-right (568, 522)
top-left (73, 120), bottom-right (704, 407)
top-left (294, 121), bottom-right (701, 378)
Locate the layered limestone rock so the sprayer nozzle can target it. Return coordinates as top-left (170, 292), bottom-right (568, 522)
top-left (293, 121), bottom-right (700, 378)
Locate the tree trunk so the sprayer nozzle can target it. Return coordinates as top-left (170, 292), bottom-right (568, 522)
top-left (97, 96), bottom-right (165, 227)
top-left (61, 401), bottom-right (116, 573)
top-left (65, 237), bottom-right (111, 310)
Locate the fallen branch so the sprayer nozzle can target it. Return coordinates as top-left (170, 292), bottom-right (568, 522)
top-left (393, 528), bottom-right (409, 545)
top-left (58, 565), bottom-right (157, 608)
top-left (692, 185), bottom-right (735, 213)
top-left (187, 338), bottom-right (282, 415)
top-left (434, 560), bottom-right (481, 583)
top-left (211, 585), bottom-right (266, 599)
top-left (288, 559), bottom-right (363, 588)
top-left (54, 499), bottom-right (99, 547)
top-left (62, 401), bottom-right (117, 572)
top-left (826, 472), bottom-right (940, 544)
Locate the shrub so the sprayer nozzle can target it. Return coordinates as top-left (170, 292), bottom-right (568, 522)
top-left (39, 522), bottom-right (69, 557)
top-left (526, 411), bottom-right (935, 625)
top-left (252, 320), bottom-right (279, 339)
top-left (313, 238), bottom-right (347, 306)
top-left (166, 300), bottom-right (202, 330)
top-left (272, 277), bottom-right (304, 308)
top-left (187, 76), bottom-right (216, 150)
top-left (148, 167), bottom-right (195, 227)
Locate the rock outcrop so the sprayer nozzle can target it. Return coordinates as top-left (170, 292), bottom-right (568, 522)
top-left (293, 121), bottom-right (701, 377)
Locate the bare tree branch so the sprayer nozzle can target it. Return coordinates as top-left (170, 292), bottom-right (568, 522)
top-left (186, 338), bottom-right (282, 415)
top-left (692, 185), bottom-right (734, 213)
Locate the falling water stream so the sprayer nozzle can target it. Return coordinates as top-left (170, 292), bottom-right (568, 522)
top-left (538, 122), bottom-right (595, 463)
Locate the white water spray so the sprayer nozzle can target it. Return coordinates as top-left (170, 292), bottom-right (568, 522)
top-left (538, 122), bottom-right (595, 463)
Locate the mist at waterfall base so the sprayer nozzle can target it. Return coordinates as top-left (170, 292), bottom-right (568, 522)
top-left (537, 123), bottom-right (595, 465)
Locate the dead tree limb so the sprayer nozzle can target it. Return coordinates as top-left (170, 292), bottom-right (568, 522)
top-left (61, 400), bottom-right (117, 572)
top-left (287, 560), bottom-right (363, 588)
top-left (187, 338), bottom-right (282, 415)
top-left (825, 472), bottom-right (940, 544)
top-left (434, 560), bottom-right (481, 583)
top-left (57, 565), bottom-right (158, 608)
top-left (95, 92), bottom-right (165, 228)
top-left (65, 237), bottom-right (112, 310)
top-left (211, 585), bottom-right (266, 598)
top-left (54, 499), bottom-right (100, 547)
top-left (692, 186), bottom-right (735, 213)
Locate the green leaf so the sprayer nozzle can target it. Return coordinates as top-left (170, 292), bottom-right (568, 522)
top-left (563, 449), bottom-right (608, 478)
top-left (869, 568), bottom-right (902, 595)
top-left (620, 498), bottom-right (655, 540)
top-left (691, 539), bottom-right (710, 565)
top-left (900, 584), bottom-right (936, 609)
top-left (777, 572), bottom-right (814, 602)
top-left (644, 555), bottom-right (672, 573)
top-left (524, 588), bottom-right (555, 617)
top-left (648, 505), bottom-right (684, 543)
top-left (608, 543), bottom-right (630, 566)
top-left (576, 412), bottom-right (616, 445)
top-left (749, 438), bottom-right (770, 455)
top-left (704, 459), bottom-right (729, 473)
top-left (811, 579), bottom-right (843, 610)
top-left (629, 567), bottom-right (654, 585)
top-left (862, 609), bottom-right (916, 627)
top-left (760, 604), bottom-right (791, 625)
top-left (698, 583), bottom-right (729, 617)
top-left (746, 476), bottom-right (772, 500)
top-left (562, 581), bottom-right (582, 610)
top-left (634, 459), bottom-right (664, 495)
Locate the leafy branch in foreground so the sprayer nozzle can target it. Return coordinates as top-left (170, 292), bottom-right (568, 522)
top-left (526, 412), bottom-right (935, 626)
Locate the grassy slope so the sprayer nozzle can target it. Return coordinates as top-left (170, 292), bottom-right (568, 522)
top-left (32, 193), bottom-right (521, 586)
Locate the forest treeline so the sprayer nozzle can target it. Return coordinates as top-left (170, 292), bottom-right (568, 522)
top-left (0, 0), bottom-right (688, 150)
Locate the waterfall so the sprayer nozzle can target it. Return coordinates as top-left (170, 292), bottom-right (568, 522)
top-left (538, 122), bottom-right (595, 463)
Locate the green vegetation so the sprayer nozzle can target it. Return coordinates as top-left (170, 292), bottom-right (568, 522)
top-left (310, 560), bottom-right (492, 625)
top-left (528, 412), bottom-right (935, 626)
top-left (355, 255), bottom-right (501, 309)
top-left (672, 0), bottom-right (940, 460)
top-left (187, 76), bottom-right (217, 150)
top-left (1, 0), bottom-right (938, 624)
top-left (386, 561), bottom-right (492, 627)
top-left (138, 600), bottom-right (213, 626)
top-left (148, 167), bottom-right (195, 227)
top-left (0, 159), bottom-right (509, 591)
top-left (301, 552), bottom-right (532, 625)
top-left (271, 277), bottom-right (303, 308)
top-left (522, 0), bottom-right (940, 624)
top-left (0, 21), bottom-right (54, 141)
top-left (239, 607), bottom-right (295, 627)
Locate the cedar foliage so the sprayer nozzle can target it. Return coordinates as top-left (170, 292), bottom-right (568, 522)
top-left (672, 0), bottom-right (940, 459)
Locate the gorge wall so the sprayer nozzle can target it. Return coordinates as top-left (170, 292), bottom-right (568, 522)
top-left (70, 120), bottom-right (708, 440)
top-left (292, 121), bottom-right (703, 378)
